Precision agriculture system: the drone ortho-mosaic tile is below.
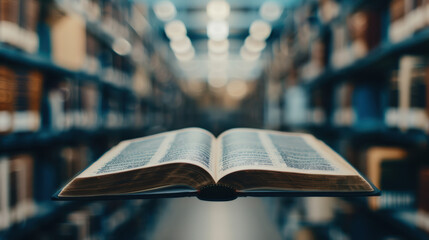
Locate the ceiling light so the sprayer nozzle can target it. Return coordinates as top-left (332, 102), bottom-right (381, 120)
top-left (165, 20), bottom-right (187, 40)
top-left (207, 20), bottom-right (229, 41)
top-left (260, 1), bottom-right (283, 22)
top-left (208, 39), bottom-right (229, 53)
top-left (226, 80), bottom-right (248, 99)
top-left (175, 48), bottom-right (195, 61)
top-left (209, 51), bottom-right (228, 61)
top-left (112, 38), bottom-right (132, 56)
top-left (249, 20), bottom-right (272, 41)
top-left (244, 36), bottom-right (266, 52)
top-left (207, 0), bottom-right (230, 20)
top-left (153, 1), bottom-right (176, 22)
top-left (208, 71), bottom-right (228, 88)
top-left (240, 46), bottom-right (260, 61)
top-left (170, 37), bottom-right (192, 53)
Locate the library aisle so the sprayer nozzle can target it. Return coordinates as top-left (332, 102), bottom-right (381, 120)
top-left (152, 198), bottom-right (281, 240)
top-left (1, 0), bottom-right (429, 239)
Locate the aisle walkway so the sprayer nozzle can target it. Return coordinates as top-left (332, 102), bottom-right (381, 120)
top-left (152, 198), bottom-right (282, 240)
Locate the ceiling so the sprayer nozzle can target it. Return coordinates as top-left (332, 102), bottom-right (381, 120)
top-left (136, 0), bottom-right (302, 83)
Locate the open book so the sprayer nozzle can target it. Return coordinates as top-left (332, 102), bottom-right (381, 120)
top-left (53, 128), bottom-right (379, 201)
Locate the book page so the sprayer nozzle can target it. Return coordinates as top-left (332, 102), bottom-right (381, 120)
top-left (216, 129), bottom-right (357, 181)
top-left (77, 128), bottom-right (216, 178)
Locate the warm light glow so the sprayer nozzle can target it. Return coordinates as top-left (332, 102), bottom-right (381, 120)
top-left (226, 80), bottom-right (248, 99)
top-left (208, 71), bottom-right (228, 88)
top-left (209, 51), bottom-right (228, 61)
top-left (259, 1), bottom-right (283, 22)
top-left (112, 38), bottom-right (132, 56)
top-left (186, 79), bottom-right (205, 97)
top-left (175, 48), bottom-right (195, 61)
top-left (207, 20), bottom-right (229, 41)
top-left (249, 20), bottom-right (272, 41)
top-left (244, 36), bottom-right (266, 52)
top-left (240, 46), bottom-right (260, 61)
top-left (207, 0), bottom-right (230, 20)
top-left (208, 39), bottom-right (229, 53)
top-left (153, 1), bottom-right (176, 21)
top-left (170, 37), bottom-right (192, 53)
top-left (165, 20), bottom-right (187, 40)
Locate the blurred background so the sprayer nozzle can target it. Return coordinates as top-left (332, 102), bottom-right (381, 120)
top-left (0, 0), bottom-right (429, 239)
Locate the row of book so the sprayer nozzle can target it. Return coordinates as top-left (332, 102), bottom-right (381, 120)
top-left (353, 146), bottom-right (428, 212)
top-left (32, 200), bottom-right (160, 240)
top-left (283, 0), bottom-right (429, 81)
top-left (0, 64), bottom-right (150, 134)
top-left (286, 55), bottom-right (429, 133)
top-left (267, 144), bottom-right (429, 239)
top-left (0, 145), bottom-right (89, 231)
top-left (389, 0), bottom-right (429, 43)
top-left (0, 67), bottom-right (43, 133)
top-left (0, 0), bottom-right (181, 238)
top-left (263, 1), bottom-right (429, 238)
top-left (330, 7), bottom-right (381, 69)
top-left (0, 0), bottom-right (39, 53)
top-left (46, 8), bottom-right (136, 90)
top-left (57, 0), bottom-right (133, 40)
top-left (0, 0), bottom-right (143, 92)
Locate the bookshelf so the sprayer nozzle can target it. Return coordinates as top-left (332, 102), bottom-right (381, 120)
top-left (337, 197), bottom-right (429, 240)
top-left (0, 128), bottom-right (147, 152)
top-left (268, 0), bottom-right (429, 239)
top-left (1, 202), bottom-right (79, 240)
top-left (0, 47), bottom-right (135, 96)
top-left (0, 0), bottom-right (192, 238)
top-left (305, 27), bottom-right (429, 90)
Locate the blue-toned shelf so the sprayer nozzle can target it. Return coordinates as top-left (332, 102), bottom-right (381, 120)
top-left (344, 198), bottom-right (429, 240)
top-left (0, 47), bottom-right (135, 96)
top-left (0, 46), bottom-right (75, 76)
top-left (306, 125), bottom-right (429, 147)
top-left (304, 27), bottom-right (429, 89)
top-left (0, 128), bottom-right (147, 152)
top-left (0, 201), bottom-right (81, 240)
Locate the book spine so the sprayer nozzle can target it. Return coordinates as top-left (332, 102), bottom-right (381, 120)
top-left (418, 167), bottom-right (429, 214)
top-left (427, 65), bottom-right (429, 132)
top-left (385, 70), bottom-right (400, 128)
top-left (12, 69), bottom-right (43, 132)
top-left (0, 66), bottom-right (16, 134)
top-left (9, 154), bottom-right (35, 224)
top-left (0, 156), bottom-right (10, 230)
top-left (0, 0), bottom-right (39, 52)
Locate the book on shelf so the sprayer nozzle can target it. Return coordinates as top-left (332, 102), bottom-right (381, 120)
top-left (0, 66), bottom-right (43, 134)
top-left (417, 167), bottom-right (429, 232)
top-left (53, 128), bottom-right (379, 201)
top-left (349, 10), bottom-right (381, 58)
top-left (332, 82), bottom-right (355, 127)
top-left (9, 154), bottom-right (36, 225)
top-left (283, 85), bottom-right (308, 127)
top-left (0, 156), bottom-right (10, 230)
top-left (307, 89), bottom-right (327, 126)
top-left (0, 66), bottom-right (16, 134)
top-left (48, 12), bottom-right (87, 70)
top-left (364, 147), bottom-right (416, 210)
top-left (389, 0), bottom-right (429, 43)
top-left (0, 0), bottom-right (39, 53)
top-left (386, 56), bottom-right (429, 132)
top-left (84, 32), bottom-right (100, 74)
top-left (418, 167), bottom-right (429, 214)
top-left (13, 70), bottom-right (43, 132)
top-left (352, 82), bottom-right (383, 130)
